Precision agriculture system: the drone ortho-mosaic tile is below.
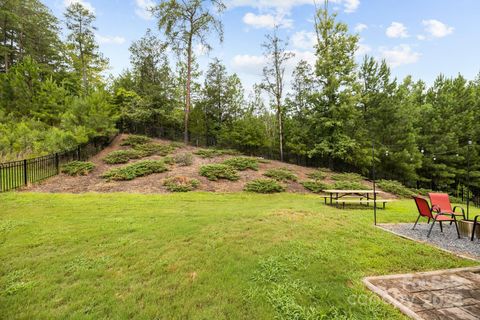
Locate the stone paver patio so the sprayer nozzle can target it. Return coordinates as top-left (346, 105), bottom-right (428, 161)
top-left (364, 267), bottom-right (480, 319)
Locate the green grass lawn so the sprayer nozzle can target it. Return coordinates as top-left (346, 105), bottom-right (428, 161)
top-left (0, 192), bottom-right (478, 319)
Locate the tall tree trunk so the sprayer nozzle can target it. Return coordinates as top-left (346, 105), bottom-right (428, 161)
top-left (184, 35), bottom-right (192, 144)
top-left (277, 103), bottom-right (284, 162)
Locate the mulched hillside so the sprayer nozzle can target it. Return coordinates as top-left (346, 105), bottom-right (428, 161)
top-left (24, 134), bottom-right (391, 195)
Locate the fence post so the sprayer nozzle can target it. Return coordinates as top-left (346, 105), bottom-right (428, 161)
top-left (23, 159), bottom-right (28, 186)
top-left (55, 153), bottom-right (59, 174)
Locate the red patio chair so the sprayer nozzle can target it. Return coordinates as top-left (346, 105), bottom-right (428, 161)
top-left (412, 196), bottom-right (460, 238)
top-left (428, 193), bottom-right (465, 221)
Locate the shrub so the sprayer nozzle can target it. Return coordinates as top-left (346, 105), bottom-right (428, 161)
top-left (377, 179), bottom-right (415, 198)
top-left (301, 180), bottom-right (328, 193)
top-left (223, 157), bottom-right (258, 171)
top-left (103, 150), bottom-right (142, 164)
top-left (332, 181), bottom-right (368, 190)
top-left (174, 153), bottom-right (193, 166)
top-left (120, 135), bottom-right (151, 146)
top-left (263, 168), bottom-right (297, 182)
top-left (133, 143), bottom-right (174, 157)
top-left (331, 172), bottom-right (364, 182)
top-left (61, 161), bottom-right (95, 176)
top-left (102, 160), bottom-right (168, 181)
top-left (307, 170), bottom-right (327, 181)
top-left (244, 179), bottom-right (285, 193)
top-left (199, 164), bottom-right (240, 181)
top-left (194, 148), bottom-right (240, 158)
top-left (163, 156), bottom-right (175, 165)
top-left (163, 176), bottom-right (200, 192)
top-left (169, 141), bottom-right (185, 149)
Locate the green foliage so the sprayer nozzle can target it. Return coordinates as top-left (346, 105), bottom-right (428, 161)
top-left (194, 148), bottom-right (240, 158)
top-left (163, 156), bottom-right (175, 165)
top-left (223, 157), bottom-right (258, 171)
top-left (263, 168), bottom-right (297, 182)
top-left (120, 135), bottom-right (151, 146)
top-left (332, 181), bottom-right (368, 190)
top-left (331, 173), bottom-right (365, 182)
top-left (244, 179), bottom-right (285, 193)
top-left (199, 164), bottom-right (239, 181)
top-left (173, 153), bottom-right (193, 166)
top-left (301, 180), bottom-right (328, 193)
top-left (377, 180), bottom-right (415, 198)
top-left (307, 170), bottom-right (327, 181)
top-left (163, 176), bottom-right (200, 192)
top-left (133, 143), bottom-right (174, 156)
top-left (102, 160), bottom-right (168, 181)
top-left (61, 161), bottom-right (95, 176)
top-left (103, 150), bottom-right (142, 164)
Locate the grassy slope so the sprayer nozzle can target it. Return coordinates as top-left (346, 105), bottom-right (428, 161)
top-left (0, 192), bottom-right (477, 319)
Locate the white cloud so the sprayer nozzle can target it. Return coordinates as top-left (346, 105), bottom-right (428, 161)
top-left (243, 12), bottom-right (293, 29)
top-left (386, 22), bottom-right (409, 38)
top-left (194, 43), bottom-right (209, 56)
top-left (64, 0), bottom-right (95, 13)
top-left (232, 54), bottom-right (267, 75)
top-left (227, 0), bottom-right (360, 13)
top-left (356, 43), bottom-right (371, 57)
top-left (417, 34), bottom-right (426, 41)
top-left (354, 23), bottom-right (368, 33)
top-left (96, 34), bottom-right (126, 45)
top-left (422, 19), bottom-right (454, 38)
top-left (291, 31), bottom-right (316, 50)
top-left (135, 0), bottom-right (155, 20)
top-left (379, 44), bottom-right (420, 68)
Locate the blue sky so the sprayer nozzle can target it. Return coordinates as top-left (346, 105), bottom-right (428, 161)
top-left (44, 0), bottom-right (480, 91)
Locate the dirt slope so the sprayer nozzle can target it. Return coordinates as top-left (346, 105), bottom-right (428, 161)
top-left (24, 134), bottom-right (391, 196)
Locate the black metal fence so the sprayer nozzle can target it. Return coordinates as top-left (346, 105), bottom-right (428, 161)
top-left (0, 136), bottom-right (114, 192)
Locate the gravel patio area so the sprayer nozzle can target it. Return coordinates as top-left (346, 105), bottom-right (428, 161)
top-left (379, 223), bottom-right (480, 261)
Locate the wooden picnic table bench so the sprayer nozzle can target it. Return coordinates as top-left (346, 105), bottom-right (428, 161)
top-left (322, 189), bottom-right (393, 209)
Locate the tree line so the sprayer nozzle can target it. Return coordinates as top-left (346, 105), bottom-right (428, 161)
top-left (1, 0), bottom-right (480, 196)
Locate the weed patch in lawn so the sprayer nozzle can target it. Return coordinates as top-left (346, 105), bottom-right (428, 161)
top-left (244, 179), bottom-right (284, 193)
top-left (61, 161), bottom-right (95, 176)
top-left (102, 160), bottom-right (168, 181)
top-left (263, 168), bottom-right (297, 182)
top-left (199, 164), bottom-right (239, 181)
top-left (223, 157), bottom-right (259, 171)
top-left (163, 176), bottom-right (199, 192)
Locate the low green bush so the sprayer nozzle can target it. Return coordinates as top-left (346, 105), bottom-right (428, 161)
top-left (174, 153), bottom-right (193, 166)
top-left (133, 143), bottom-right (174, 157)
top-left (61, 161), bottom-right (95, 176)
top-left (194, 148), bottom-right (240, 158)
top-left (301, 180), bottom-right (328, 193)
top-left (263, 168), bottom-right (297, 182)
top-left (199, 164), bottom-right (239, 181)
top-left (223, 157), bottom-right (258, 171)
top-left (120, 135), bottom-right (151, 146)
top-left (307, 170), bottom-right (327, 181)
top-left (103, 150), bottom-right (142, 164)
top-left (163, 176), bottom-right (200, 192)
top-left (377, 179), bottom-right (415, 198)
top-left (331, 172), bottom-right (364, 182)
top-left (169, 141), bottom-right (185, 149)
top-left (163, 156), bottom-right (175, 165)
top-left (244, 179), bottom-right (285, 193)
top-left (102, 160), bottom-right (168, 181)
top-left (332, 181), bottom-right (368, 190)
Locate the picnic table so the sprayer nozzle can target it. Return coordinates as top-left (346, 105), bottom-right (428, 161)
top-left (322, 189), bottom-right (391, 209)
